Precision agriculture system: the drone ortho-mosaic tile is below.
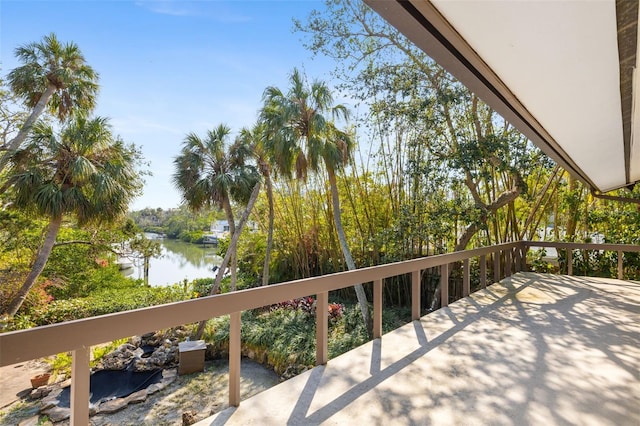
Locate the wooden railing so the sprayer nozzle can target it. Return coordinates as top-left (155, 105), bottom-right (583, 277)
top-left (522, 241), bottom-right (640, 279)
top-left (1, 240), bottom-right (638, 424)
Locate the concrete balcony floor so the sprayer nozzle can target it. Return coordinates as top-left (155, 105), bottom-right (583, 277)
top-left (196, 272), bottom-right (640, 425)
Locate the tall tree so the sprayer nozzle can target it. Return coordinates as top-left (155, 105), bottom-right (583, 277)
top-left (172, 124), bottom-right (259, 292)
top-left (2, 116), bottom-right (142, 316)
top-left (2, 34), bottom-right (99, 175)
top-left (263, 68), bottom-right (371, 332)
top-left (238, 122), bottom-right (276, 286)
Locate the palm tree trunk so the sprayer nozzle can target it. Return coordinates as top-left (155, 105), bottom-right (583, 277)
top-left (222, 199), bottom-right (238, 291)
top-left (327, 168), bottom-right (371, 335)
top-left (262, 172), bottom-right (274, 286)
top-left (0, 84), bottom-right (56, 175)
top-left (4, 214), bottom-right (62, 316)
top-left (194, 182), bottom-right (262, 340)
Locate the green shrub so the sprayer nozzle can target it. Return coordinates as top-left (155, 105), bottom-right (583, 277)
top-left (27, 285), bottom-right (191, 326)
top-left (191, 277), bottom-right (215, 297)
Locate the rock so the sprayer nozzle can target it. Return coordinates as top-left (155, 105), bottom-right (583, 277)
top-left (163, 368), bottom-right (178, 379)
top-left (29, 386), bottom-right (51, 399)
top-left (125, 389), bottom-right (148, 404)
top-left (97, 398), bottom-right (128, 414)
top-left (40, 396), bottom-right (59, 411)
top-left (41, 406), bottom-right (70, 422)
top-left (129, 335), bottom-right (142, 346)
top-left (182, 410), bottom-right (198, 425)
top-left (146, 382), bottom-right (162, 395)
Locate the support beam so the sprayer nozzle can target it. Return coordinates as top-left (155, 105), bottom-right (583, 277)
top-left (411, 270), bottom-right (421, 320)
top-left (70, 346), bottom-right (90, 426)
top-left (463, 258), bottom-right (470, 297)
top-left (618, 250), bottom-right (624, 280)
top-left (373, 279), bottom-right (383, 338)
top-left (441, 263), bottom-right (449, 307)
top-left (316, 291), bottom-right (328, 365)
top-left (229, 311), bottom-right (241, 407)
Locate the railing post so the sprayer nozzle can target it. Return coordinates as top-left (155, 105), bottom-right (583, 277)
top-left (463, 258), bottom-right (470, 297)
top-left (373, 279), bottom-right (383, 338)
top-left (440, 263), bottom-right (449, 307)
top-left (567, 249), bottom-right (573, 276)
top-left (229, 311), bottom-right (241, 407)
top-left (618, 251), bottom-right (624, 280)
top-left (480, 254), bottom-right (487, 288)
top-left (316, 291), bottom-right (328, 365)
top-left (70, 346), bottom-right (90, 426)
top-left (514, 247), bottom-right (522, 273)
top-left (505, 248), bottom-right (512, 277)
top-left (411, 270), bottom-right (421, 320)
top-left (494, 251), bottom-right (501, 283)
top-left (521, 244), bottom-right (528, 272)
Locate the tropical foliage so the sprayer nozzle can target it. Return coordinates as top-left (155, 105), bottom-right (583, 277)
top-left (0, 33), bottom-right (145, 318)
top-left (4, 10), bottom-right (640, 334)
top-left (1, 33), bottom-right (99, 174)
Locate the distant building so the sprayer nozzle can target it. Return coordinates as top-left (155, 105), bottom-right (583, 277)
top-left (210, 220), bottom-right (231, 238)
top-left (204, 219), bottom-right (258, 245)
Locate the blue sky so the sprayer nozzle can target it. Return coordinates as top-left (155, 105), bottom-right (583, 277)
top-left (1, 0), bottom-right (337, 210)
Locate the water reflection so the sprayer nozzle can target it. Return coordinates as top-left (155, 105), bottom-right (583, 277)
top-left (132, 234), bottom-right (222, 286)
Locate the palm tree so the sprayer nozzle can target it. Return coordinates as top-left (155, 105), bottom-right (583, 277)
top-left (172, 124), bottom-right (259, 292)
top-left (263, 68), bottom-right (371, 332)
top-left (1, 33), bottom-right (99, 174)
top-left (237, 122), bottom-right (276, 286)
top-left (2, 116), bottom-right (142, 316)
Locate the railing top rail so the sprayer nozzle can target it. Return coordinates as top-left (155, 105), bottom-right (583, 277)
top-left (523, 241), bottom-right (640, 251)
top-left (0, 241), bottom-right (520, 365)
top-left (2, 240), bottom-right (635, 365)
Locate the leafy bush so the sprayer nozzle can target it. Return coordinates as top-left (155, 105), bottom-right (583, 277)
top-left (243, 309), bottom-right (316, 373)
top-left (202, 302), bottom-right (408, 376)
top-left (24, 285), bottom-right (191, 326)
top-left (271, 296), bottom-right (345, 322)
top-left (191, 277), bottom-right (215, 297)
top-left (0, 269), bottom-right (53, 316)
top-left (178, 230), bottom-right (204, 243)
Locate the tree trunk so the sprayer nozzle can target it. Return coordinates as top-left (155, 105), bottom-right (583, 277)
top-left (4, 214), bottom-right (62, 316)
top-left (566, 175), bottom-right (579, 242)
top-left (0, 84), bottom-right (56, 175)
top-left (144, 256), bottom-right (150, 286)
top-left (194, 182), bottom-right (261, 340)
top-left (429, 174), bottom-right (524, 311)
top-left (222, 198), bottom-right (238, 291)
top-left (262, 171), bottom-right (274, 286)
top-left (327, 168), bottom-right (371, 335)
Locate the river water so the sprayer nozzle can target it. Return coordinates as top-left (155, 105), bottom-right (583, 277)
top-left (124, 234), bottom-right (222, 286)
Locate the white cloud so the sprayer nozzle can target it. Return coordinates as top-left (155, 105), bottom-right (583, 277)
top-left (134, 0), bottom-right (251, 22)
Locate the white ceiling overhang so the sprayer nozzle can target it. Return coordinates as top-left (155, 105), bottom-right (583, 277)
top-left (364, 0), bottom-right (640, 193)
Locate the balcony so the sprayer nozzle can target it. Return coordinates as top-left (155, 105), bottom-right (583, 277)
top-left (1, 241), bottom-right (639, 425)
